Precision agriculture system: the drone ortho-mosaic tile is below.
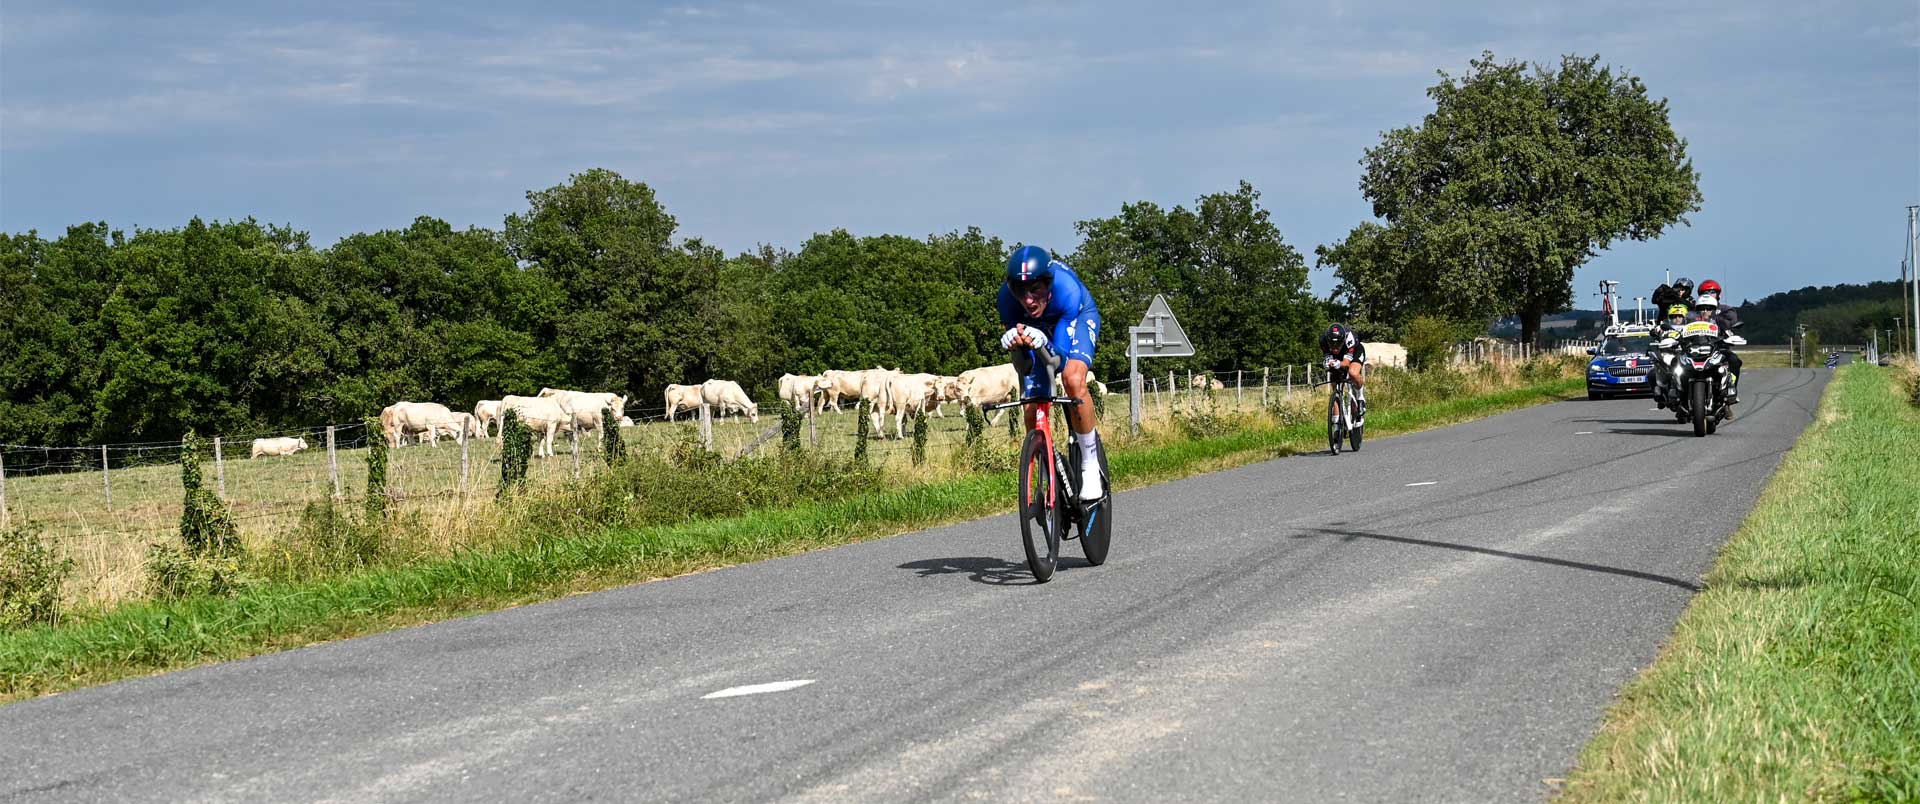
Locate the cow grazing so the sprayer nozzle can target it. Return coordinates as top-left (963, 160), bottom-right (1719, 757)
top-left (778, 373), bottom-right (833, 415)
top-left (249, 436), bottom-right (310, 459)
top-left (886, 373), bottom-right (943, 439)
top-left (701, 379), bottom-right (759, 423)
top-left (380, 402), bottom-right (468, 448)
top-left (957, 364), bottom-right (1020, 426)
top-left (1189, 374), bottom-right (1225, 391)
top-left (665, 384), bottom-right (704, 422)
top-left (858, 368), bottom-right (900, 435)
top-left (540, 389), bottom-right (628, 436)
top-left (472, 400), bottom-right (504, 439)
top-left (500, 394), bottom-right (571, 458)
top-left (931, 375), bottom-right (963, 417)
top-left (819, 369), bottom-right (873, 413)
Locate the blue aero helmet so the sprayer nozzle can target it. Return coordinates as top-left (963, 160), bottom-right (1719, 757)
top-left (1006, 245), bottom-right (1053, 287)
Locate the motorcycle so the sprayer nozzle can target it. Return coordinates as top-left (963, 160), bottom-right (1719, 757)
top-left (1653, 321), bottom-right (1744, 436)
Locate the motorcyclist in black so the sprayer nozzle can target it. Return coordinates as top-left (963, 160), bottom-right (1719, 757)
top-left (1694, 281), bottom-right (1742, 404)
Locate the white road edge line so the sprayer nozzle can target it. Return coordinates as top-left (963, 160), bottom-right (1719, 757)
top-left (703, 680), bottom-right (816, 699)
top-left (1405, 481), bottom-right (1437, 487)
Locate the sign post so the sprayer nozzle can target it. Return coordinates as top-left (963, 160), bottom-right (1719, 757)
top-left (1128, 294), bottom-right (1195, 432)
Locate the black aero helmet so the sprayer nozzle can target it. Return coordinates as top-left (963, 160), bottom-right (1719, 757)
top-left (1320, 323), bottom-right (1350, 353)
top-left (1672, 276), bottom-right (1695, 298)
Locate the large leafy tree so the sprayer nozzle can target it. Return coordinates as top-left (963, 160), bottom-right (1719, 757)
top-left (1072, 181), bottom-right (1325, 381)
top-left (1320, 53), bottom-right (1702, 344)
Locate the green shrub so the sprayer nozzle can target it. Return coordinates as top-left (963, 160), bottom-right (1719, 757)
top-left (779, 400), bottom-right (803, 451)
top-left (497, 410), bottom-right (532, 498)
top-left (602, 408), bottom-right (628, 467)
top-left (364, 416), bottom-right (391, 520)
top-left (910, 412), bottom-right (930, 465)
top-left (854, 401), bottom-right (871, 464)
top-left (1171, 395), bottom-right (1245, 440)
top-left (518, 448), bottom-right (882, 534)
top-left (963, 403), bottom-right (985, 448)
top-left (179, 432), bottom-right (240, 556)
top-left (1404, 315), bottom-right (1465, 371)
top-left (144, 541), bottom-right (248, 600)
top-left (0, 525), bottom-right (71, 630)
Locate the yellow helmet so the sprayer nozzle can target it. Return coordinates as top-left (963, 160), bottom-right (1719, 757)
top-left (1665, 304), bottom-right (1689, 317)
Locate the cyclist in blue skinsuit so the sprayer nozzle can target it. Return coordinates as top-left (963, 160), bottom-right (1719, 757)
top-left (997, 245), bottom-right (1105, 501)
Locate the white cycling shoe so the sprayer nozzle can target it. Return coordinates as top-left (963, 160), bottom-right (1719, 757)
top-left (1078, 465), bottom-right (1105, 501)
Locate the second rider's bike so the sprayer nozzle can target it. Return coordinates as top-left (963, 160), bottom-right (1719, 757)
top-left (1654, 320), bottom-right (1744, 437)
top-left (984, 354), bottom-right (1112, 582)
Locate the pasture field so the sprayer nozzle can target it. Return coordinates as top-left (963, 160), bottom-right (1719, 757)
top-left (1562, 361), bottom-right (1920, 802)
top-left (5, 384), bottom-right (1309, 608)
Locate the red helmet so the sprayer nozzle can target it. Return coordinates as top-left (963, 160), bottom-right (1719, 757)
top-left (1699, 279), bottom-right (1722, 295)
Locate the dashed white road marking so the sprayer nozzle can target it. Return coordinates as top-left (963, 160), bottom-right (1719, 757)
top-left (1404, 481), bottom-right (1437, 487)
top-left (703, 680), bottom-right (815, 699)
top-left (1574, 431), bottom-right (1594, 435)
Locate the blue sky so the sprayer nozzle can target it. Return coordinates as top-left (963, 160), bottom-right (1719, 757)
top-left (2, 0), bottom-right (1915, 305)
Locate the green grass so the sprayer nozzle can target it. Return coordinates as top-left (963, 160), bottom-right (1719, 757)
top-left (0, 370), bottom-right (1582, 703)
top-left (1560, 363), bottom-right (1920, 802)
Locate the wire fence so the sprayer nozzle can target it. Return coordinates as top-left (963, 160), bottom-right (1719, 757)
top-left (0, 344), bottom-right (1584, 605)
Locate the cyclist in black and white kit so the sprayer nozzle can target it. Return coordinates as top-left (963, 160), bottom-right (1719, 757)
top-left (1318, 323), bottom-right (1368, 419)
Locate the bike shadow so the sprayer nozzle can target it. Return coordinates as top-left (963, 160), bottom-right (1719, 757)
top-left (1606, 426), bottom-right (1702, 438)
top-left (898, 556), bottom-right (1089, 586)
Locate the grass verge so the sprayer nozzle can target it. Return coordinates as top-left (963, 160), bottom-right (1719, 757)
top-left (0, 373), bottom-right (1581, 703)
top-left (1559, 363), bottom-right (1919, 802)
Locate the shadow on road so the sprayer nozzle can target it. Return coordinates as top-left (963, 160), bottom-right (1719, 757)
top-left (898, 556), bottom-right (1087, 586)
top-left (1292, 527), bottom-right (1703, 592)
top-left (1605, 427), bottom-right (1699, 438)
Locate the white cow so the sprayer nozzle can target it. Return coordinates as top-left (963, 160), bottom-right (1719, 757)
top-left (778, 373), bottom-right (832, 415)
top-left (819, 369), bottom-right (877, 413)
top-left (665, 384), bottom-right (704, 422)
top-left (930, 375), bottom-right (964, 417)
top-left (619, 415), bottom-right (635, 427)
top-left (701, 379), bottom-right (759, 423)
top-left (957, 364), bottom-right (1020, 426)
top-left (1364, 342), bottom-right (1409, 369)
top-left (886, 373), bottom-right (943, 439)
top-left (1189, 374), bottom-right (1225, 391)
top-left (424, 412), bottom-right (478, 444)
top-left (249, 436), bottom-right (310, 459)
top-left (500, 394), bottom-right (571, 458)
top-left (858, 368), bottom-right (900, 435)
top-left (472, 400), bottom-right (504, 439)
top-left (380, 402), bottom-right (468, 447)
top-left (540, 388), bottom-right (628, 436)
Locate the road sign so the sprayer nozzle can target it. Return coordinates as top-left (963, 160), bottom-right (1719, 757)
top-left (1129, 294), bottom-right (1194, 358)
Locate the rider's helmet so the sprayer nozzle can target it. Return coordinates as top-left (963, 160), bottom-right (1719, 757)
top-left (1006, 245), bottom-right (1053, 290)
top-left (1693, 293), bottom-right (1720, 311)
top-left (1319, 323), bottom-right (1352, 355)
top-left (1672, 277), bottom-right (1695, 299)
top-left (1666, 304), bottom-right (1689, 320)
top-left (1699, 279), bottom-right (1722, 296)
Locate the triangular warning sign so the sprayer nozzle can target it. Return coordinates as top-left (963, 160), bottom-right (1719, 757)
top-left (1130, 294), bottom-right (1194, 357)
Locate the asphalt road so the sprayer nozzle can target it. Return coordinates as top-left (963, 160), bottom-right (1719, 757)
top-left (2, 367), bottom-right (1830, 803)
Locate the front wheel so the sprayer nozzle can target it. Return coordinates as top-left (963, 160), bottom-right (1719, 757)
top-left (1690, 382), bottom-right (1708, 437)
top-left (1018, 429), bottom-right (1062, 582)
top-left (1327, 388), bottom-right (1345, 455)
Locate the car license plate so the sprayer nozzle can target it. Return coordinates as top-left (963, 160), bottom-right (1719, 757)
top-left (1621, 376), bottom-right (1645, 383)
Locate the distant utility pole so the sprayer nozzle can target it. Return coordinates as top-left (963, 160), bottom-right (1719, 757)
top-left (1907, 206), bottom-right (1918, 357)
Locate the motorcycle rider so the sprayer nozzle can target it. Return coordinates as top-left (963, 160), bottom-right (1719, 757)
top-left (1650, 277), bottom-right (1695, 318)
top-left (1691, 290), bottom-right (1742, 406)
top-left (1651, 303), bottom-right (1690, 408)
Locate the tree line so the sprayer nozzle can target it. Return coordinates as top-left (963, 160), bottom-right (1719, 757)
top-left (4, 50), bottom-right (1711, 447)
top-left (0, 173), bottom-right (1324, 447)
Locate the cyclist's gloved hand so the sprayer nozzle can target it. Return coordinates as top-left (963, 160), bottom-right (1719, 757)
top-left (1001, 325), bottom-right (1049, 352)
top-left (1323, 356), bottom-right (1340, 370)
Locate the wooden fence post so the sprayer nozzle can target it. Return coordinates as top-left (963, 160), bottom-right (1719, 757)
top-left (100, 444), bottom-right (112, 512)
top-left (213, 436), bottom-right (227, 500)
top-left (1236, 370), bottom-right (1243, 407)
top-left (808, 398), bottom-right (819, 447)
top-left (1262, 367), bottom-right (1270, 407)
top-left (327, 426), bottom-right (341, 499)
top-left (570, 429), bottom-right (581, 479)
top-left (0, 448), bottom-right (9, 531)
top-left (460, 434), bottom-right (470, 498)
top-left (699, 403), bottom-right (714, 452)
